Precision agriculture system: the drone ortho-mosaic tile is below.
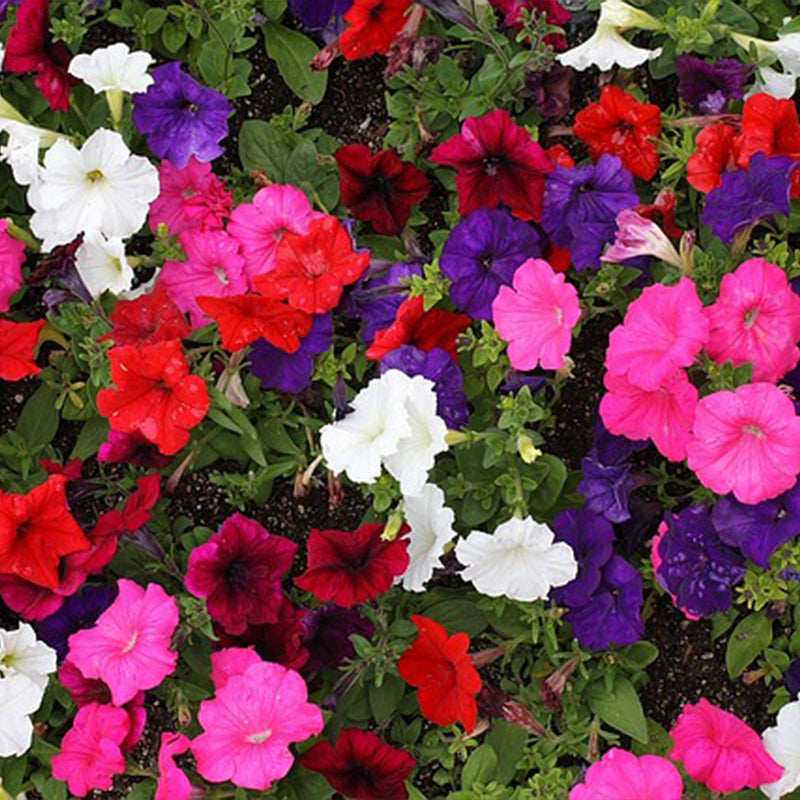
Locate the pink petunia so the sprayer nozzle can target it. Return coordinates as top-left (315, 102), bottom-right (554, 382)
top-left (492, 258), bottom-right (581, 371)
top-left (0, 219), bottom-right (26, 312)
top-left (669, 698), bottom-right (783, 793)
top-left (67, 580), bottom-right (179, 706)
top-left (158, 229), bottom-right (248, 329)
top-left (192, 657), bottom-right (324, 791)
top-left (599, 369), bottom-right (698, 462)
top-left (686, 382), bottom-right (800, 504)
top-left (569, 748), bottom-right (684, 800)
top-left (227, 184), bottom-right (325, 288)
top-left (704, 257), bottom-right (800, 383)
top-left (605, 278), bottom-right (709, 391)
top-left (155, 732), bottom-right (196, 800)
top-left (210, 646), bottom-right (263, 691)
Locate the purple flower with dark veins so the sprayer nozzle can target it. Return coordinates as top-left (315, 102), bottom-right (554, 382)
top-left (301, 604), bottom-right (374, 673)
top-left (675, 56), bottom-right (752, 114)
top-left (579, 451), bottom-right (638, 523)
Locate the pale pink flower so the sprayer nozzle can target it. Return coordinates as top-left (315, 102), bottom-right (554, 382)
top-left (602, 209), bottom-right (685, 270)
top-left (669, 698), bottom-right (783, 793)
top-left (686, 382), bottom-right (800, 504)
top-left (192, 659), bottom-right (324, 791)
top-left (158, 229), bottom-right (248, 328)
top-left (67, 580), bottom-right (179, 706)
top-left (0, 219), bottom-right (26, 313)
top-left (52, 702), bottom-right (130, 797)
top-left (155, 732), bottom-right (198, 800)
top-left (492, 258), bottom-right (581, 371)
top-left (605, 277), bottom-right (709, 391)
top-left (704, 257), bottom-right (800, 383)
top-left (569, 748), bottom-right (684, 800)
top-left (599, 369), bottom-right (698, 462)
top-left (210, 646), bottom-right (262, 691)
top-left (227, 184), bottom-right (325, 288)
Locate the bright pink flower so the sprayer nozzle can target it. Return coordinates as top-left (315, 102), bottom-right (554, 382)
top-left (669, 698), bottom-right (783, 793)
top-left (155, 732), bottom-right (196, 800)
top-left (158, 230), bottom-right (248, 329)
top-left (704, 258), bottom-right (800, 383)
top-left (192, 659), bottom-right (324, 790)
top-left (606, 278), bottom-right (709, 391)
top-left (569, 748), bottom-right (684, 800)
top-left (492, 257), bottom-right (580, 371)
top-left (686, 382), bottom-right (800, 504)
top-left (599, 370), bottom-right (698, 462)
top-left (210, 647), bottom-right (263, 691)
top-left (227, 184), bottom-right (325, 287)
top-left (52, 703), bottom-right (130, 797)
top-left (0, 219), bottom-right (26, 313)
top-left (67, 580), bottom-right (179, 706)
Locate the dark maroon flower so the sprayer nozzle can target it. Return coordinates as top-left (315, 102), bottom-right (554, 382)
top-left (98, 430), bottom-right (174, 469)
top-left (301, 605), bottom-right (375, 672)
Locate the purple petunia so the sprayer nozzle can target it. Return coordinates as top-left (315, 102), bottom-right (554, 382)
top-left (132, 62), bottom-right (232, 168)
top-left (301, 604), bottom-right (374, 673)
top-left (289, 0), bottom-right (353, 31)
top-left (675, 56), bottom-right (752, 114)
top-left (786, 658), bottom-right (800, 698)
top-left (579, 454), bottom-right (638, 524)
top-left (439, 207), bottom-right (542, 320)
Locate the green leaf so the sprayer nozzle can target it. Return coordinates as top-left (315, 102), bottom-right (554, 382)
top-left (461, 744), bottom-right (498, 790)
top-left (142, 7), bottom-right (168, 33)
top-left (618, 641), bottom-right (659, 670)
top-left (264, 23), bottom-right (327, 104)
top-left (485, 720), bottom-right (528, 784)
top-left (422, 597), bottom-right (488, 638)
top-left (161, 21), bottom-right (187, 53)
top-left (69, 415), bottom-right (110, 461)
top-left (726, 612), bottom-right (773, 679)
top-left (368, 674), bottom-right (406, 723)
top-left (15, 385), bottom-right (59, 447)
top-left (238, 120), bottom-right (292, 179)
top-left (587, 675), bottom-right (648, 743)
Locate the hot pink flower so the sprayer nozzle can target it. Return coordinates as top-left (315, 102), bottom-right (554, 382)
top-left (192, 659), bottom-right (324, 790)
top-left (669, 698), bottom-right (783, 793)
top-left (569, 748), bottom-right (684, 800)
top-left (686, 382), bottom-right (800, 504)
top-left (599, 370), bottom-right (698, 462)
top-left (210, 646), bottom-right (263, 691)
top-left (492, 258), bottom-right (581, 370)
top-left (158, 229), bottom-right (248, 329)
top-left (0, 219), bottom-right (26, 312)
top-left (67, 580), bottom-right (179, 706)
top-left (52, 703), bottom-right (131, 797)
top-left (155, 732), bottom-right (196, 800)
top-left (227, 184), bottom-right (325, 287)
top-left (704, 258), bottom-right (800, 383)
top-left (605, 278), bottom-right (709, 391)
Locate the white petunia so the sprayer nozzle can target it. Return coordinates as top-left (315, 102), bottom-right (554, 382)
top-left (68, 43), bottom-right (154, 94)
top-left (455, 516), bottom-right (578, 602)
top-left (748, 65), bottom-right (798, 99)
top-left (0, 674), bottom-right (43, 757)
top-left (734, 30), bottom-right (800, 99)
top-left (0, 625), bottom-right (56, 692)
top-left (28, 128), bottom-right (159, 252)
top-left (75, 235), bottom-right (134, 298)
top-left (401, 483), bottom-right (456, 592)
top-left (761, 699), bottom-right (800, 800)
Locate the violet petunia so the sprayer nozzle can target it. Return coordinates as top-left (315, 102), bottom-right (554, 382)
top-left (289, 0), bottom-right (353, 30)
top-left (300, 605), bottom-right (375, 673)
top-left (675, 56), bottom-right (752, 114)
top-left (579, 451), bottom-right (638, 523)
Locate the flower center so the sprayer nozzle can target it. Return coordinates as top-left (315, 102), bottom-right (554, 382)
top-left (86, 169), bottom-right (105, 183)
top-left (248, 728), bottom-right (272, 744)
top-left (483, 155), bottom-right (506, 176)
top-left (122, 631), bottom-right (139, 654)
top-left (612, 121), bottom-right (635, 146)
top-left (181, 101), bottom-right (200, 113)
top-left (743, 307), bottom-right (760, 328)
top-left (224, 559), bottom-right (249, 589)
top-left (303, 251), bottom-right (329, 278)
top-left (213, 265), bottom-right (229, 285)
top-left (554, 306), bottom-right (564, 325)
top-left (743, 424), bottom-right (765, 438)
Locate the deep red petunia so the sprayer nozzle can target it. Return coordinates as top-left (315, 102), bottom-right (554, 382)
top-left (99, 284), bottom-right (191, 347)
top-left (0, 475), bottom-right (90, 589)
top-left (397, 615), bottom-right (482, 733)
top-left (40, 458), bottom-right (83, 480)
top-left (636, 188), bottom-right (682, 238)
top-left (185, 513), bottom-right (297, 635)
top-left (686, 123), bottom-right (740, 193)
top-left (339, 0), bottom-right (413, 60)
top-left (431, 109), bottom-right (554, 221)
top-left (4, 0), bottom-right (79, 112)
top-left (302, 728), bottom-right (416, 800)
top-left (366, 295), bottom-right (471, 362)
top-left (255, 215), bottom-right (370, 315)
top-left (96, 339), bottom-right (210, 456)
top-left (573, 86), bottom-right (661, 180)
top-left (295, 523), bottom-right (410, 608)
top-left (0, 319), bottom-right (44, 381)
top-left (335, 144), bottom-right (431, 235)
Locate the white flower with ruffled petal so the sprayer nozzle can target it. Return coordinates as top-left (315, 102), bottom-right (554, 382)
top-left (75, 235), bottom-right (134, 299)
top-left (68, 43), bottom-right (153, 94)
top-left (0, 625), bottom-right (56, 693)
top-left (0, 674), bottom-right (43, 757)
top-left (761, 699), bottom-right (800, 800)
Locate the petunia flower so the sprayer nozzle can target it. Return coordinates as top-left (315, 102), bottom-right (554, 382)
top-left (0, 673), bottom-right (42, 757)
top-left (74, 235), bottom-right (134, 299)
top-left (0, 219), bottom-right (26, 312)
top-left (302, 728), bottom-right (416, 800)
top-left (0, 623), bottom-right (56, 690)
top-left (761, 699), bottom-right (800, 800)
top-left (0, 318), bottom-right (45, 381)
top-left (686, 382), bottom-right (800, 505)
top-left (675, 56), bottom-right (751, 114)
top-left (295, 523), bottom-right (410, 607)
top-left (155, 732), bottom-right (196, 800)
top-left (68, 42), bottom-right (153, 95)
top-left (732, 32), bottom-right (800, 99)
top-left (301, 605), bottom-right (375, 673)
top-left (339, 0), bottom-right (413, 60)
top-left (687, 123), bottom-right (740, 193)
top-left (97, 430), bottom-right (173, 468)
top-left (492, 0), bottom-right (570, 44)
top-left (602, 209), bottom-right (686, 271)
top-left (431, 109), bottom-right (553, 221)
top-left (67, 580), bottom-right (179, 706)
top-left (290, 0), bottom-right (353, 30)
top-left (669, 698), bottom-right (783, 793)
top-left (578, 451), bottom-right (638, 523)
top-left (455, 516), bottom-right (577, 602)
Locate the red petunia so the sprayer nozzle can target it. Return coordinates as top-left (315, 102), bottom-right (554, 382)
top-left (546, 143), bottom-right (575, 169)
top-left (431, 109), bottom-right (554, 221)
top-left (302, 728), bottom-right (416, 800)
top-left (636, 188), bottom-right (682, 238)
top-left (96, 339), bottom-right (210, 456)
top-left (196, 293), bottom-right (312, 353)
top-left (0, 319), bottom-right (44, 381)
top-left (255, 216), bottom-right (370, 315)
top-left (0, 475), bottom-right (90, 589)
top-left (99, 284), bottom-right (191, 347)
top-left (295, 523), bottom-right (410, 608)
top-left (573, 86), bottom-right (661, 180)
top-left (366, 295), bottom-right (471, 362)
top-left (336, 144), bottom-right (431, 235)
top-left (40, 457), bottom-right (83, 480)
top-left (397, 615), bottom-right (482, 733)
top-left (339, 0), bottom-right (413, 60)
top-left (4, 0), bottom-right (79, 112)
top-left (686, 123), bottom-right (740, 193)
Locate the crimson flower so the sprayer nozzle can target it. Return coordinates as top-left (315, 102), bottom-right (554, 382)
top-left (256, 216), bottom-right (370, 315)
top-left (0, 475), bottom-right (89, 589)
top-left (574, 86), bottom-right (661, 180)
top-left (339, 0), bottom-right (413, 60)
top-left (302, 728), bottom-right (416, 800)
top-left (96, 339), bottom-right (210, 456)
top-left (366, 295), bottom-right (471, 362)
top-left (0, 319), bottom-right (44, 381)
top-left (686, 123), bottom-right (740, 193)
top-left (397, 615), bottom-right (482, 733)
top-left (295, 524), bottom-right (409, 608)
top-left (4, 0), bottom-right (79, 112)
top-left (99, 284), bottom-right (191, 347)
top-left (336, 144), bottom-right (431, 235)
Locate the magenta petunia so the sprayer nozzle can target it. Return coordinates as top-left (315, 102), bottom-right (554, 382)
top-left (155, 732), bottom-right (195, 800)
top-left (0, 219), bottom-right (26, 312)
top-left (210, 646), bottom-right (263, 691)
